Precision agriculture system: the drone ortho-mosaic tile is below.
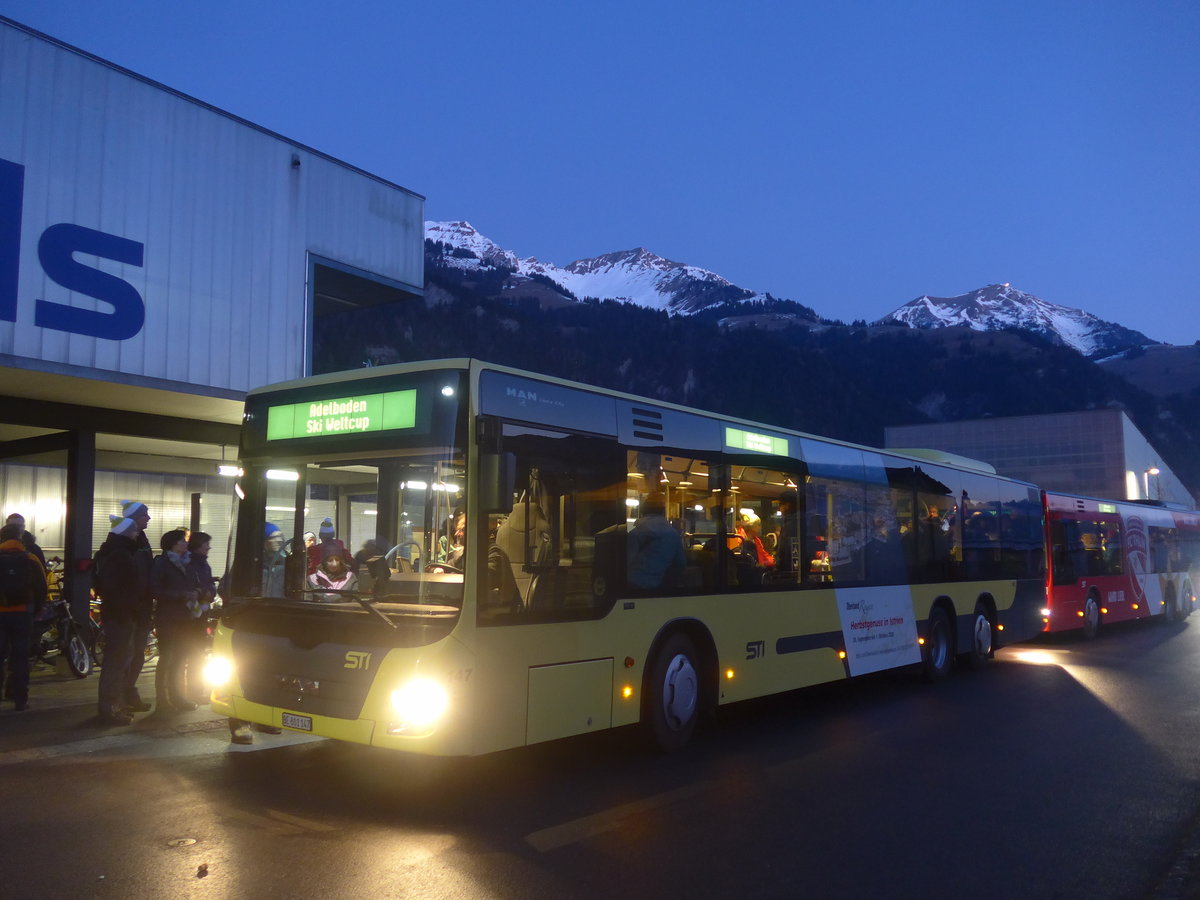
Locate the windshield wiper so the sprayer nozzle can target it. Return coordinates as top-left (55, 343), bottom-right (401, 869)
top-left (298, 587), bottom-right (399, 631)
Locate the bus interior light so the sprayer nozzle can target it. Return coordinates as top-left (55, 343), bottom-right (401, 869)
top-left (265, 469), bottom-right (300, 481)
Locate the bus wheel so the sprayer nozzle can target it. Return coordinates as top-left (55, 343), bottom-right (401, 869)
top-left (1164, 587), bottom-right (1180, 624)
top-left (922, 606), bottom-right (954, 682)
top-left (1082, 595), bottom-right (1101, 639)
top-left (645, 633), bottom-right (702, 752)
top-left (962, 601), bottom-right (993, 669)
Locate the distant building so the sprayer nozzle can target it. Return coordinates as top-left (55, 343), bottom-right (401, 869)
top-left (0, 17), bottom-right (424, 612)
top-left (885, 409), bottom-right (1195, 508)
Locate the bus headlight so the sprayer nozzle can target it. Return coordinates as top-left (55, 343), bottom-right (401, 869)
top-left (203, 655), bottom-right (235, 689)
top-left (388, 678), bottom-right (450, 735)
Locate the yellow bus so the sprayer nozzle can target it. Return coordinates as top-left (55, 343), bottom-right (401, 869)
top-left (206, 358), bottom-right (1046, 753)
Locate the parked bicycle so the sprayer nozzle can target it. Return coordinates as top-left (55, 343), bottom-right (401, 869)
top-left (32, 558), bottom-right (97, 678)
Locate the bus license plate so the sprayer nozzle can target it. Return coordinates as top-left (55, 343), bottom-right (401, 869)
top-left (281, 713), bottom-right (312, 732)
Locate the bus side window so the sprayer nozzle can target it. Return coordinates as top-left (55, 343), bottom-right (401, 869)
top-left (482, 425), bottom-right (628, 623)
top-left (804, 475), bottom-right (866, 586)
top-left (625, 450), bottom-right (706, 595)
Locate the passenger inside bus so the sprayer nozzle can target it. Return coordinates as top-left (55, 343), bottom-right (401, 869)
top-left (626, 493), bottom-right (686, 591)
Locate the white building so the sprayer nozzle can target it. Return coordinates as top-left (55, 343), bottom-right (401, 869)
top-left (0, 17), bottom-right (424, 607)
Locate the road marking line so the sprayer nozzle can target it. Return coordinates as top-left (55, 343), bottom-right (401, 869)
top-left (222, 809), bottom-right (306, 836)
top-left (524, 784), bottom-right (706, 853)
top-left (0, 733), bottom-right (147, 765)
top-left (267, 809), bottom-right (337, 832)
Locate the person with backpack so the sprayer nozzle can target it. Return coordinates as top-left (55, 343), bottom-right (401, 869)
top-left (94, 517), bottom-right (148, 725)
top-left (2, 512), bottom-right (47, 701)
top-left (0, 522), bottom-right (48, 711)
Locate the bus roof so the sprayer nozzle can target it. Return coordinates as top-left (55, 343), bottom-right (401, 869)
top-left (248, 358), bottom-right (1032, 485)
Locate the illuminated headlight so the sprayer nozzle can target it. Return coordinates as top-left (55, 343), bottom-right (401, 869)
top-left (203, 655), bottom-right (235, 689)
top-left (1039, 608), bottom-right (1051, 618)
top-left (388, 678), bottom-right (450, 735)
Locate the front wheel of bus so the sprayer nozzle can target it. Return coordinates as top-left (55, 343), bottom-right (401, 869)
top-left (922, 606), bottom-right (953, 682)
top-left (1082, 595), bottom-right (1101, 639)
top-left (645, 633), bottom-right (702, 752)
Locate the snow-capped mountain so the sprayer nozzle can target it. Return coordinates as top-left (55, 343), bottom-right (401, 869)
top-left (425, 221), bottom-right (770, 315)
top-left (875, 283), bottom-right (1157, 357)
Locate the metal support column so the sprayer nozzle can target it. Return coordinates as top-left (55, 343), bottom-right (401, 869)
top-left (65, 429), bottom-right (96, 623)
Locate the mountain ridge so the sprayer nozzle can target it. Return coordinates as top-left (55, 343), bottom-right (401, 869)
top-left (425, 221), bottom-right (1158, 357)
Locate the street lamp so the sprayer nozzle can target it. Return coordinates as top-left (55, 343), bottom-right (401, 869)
top-left (1144, 466), bottom-right (1161, 500)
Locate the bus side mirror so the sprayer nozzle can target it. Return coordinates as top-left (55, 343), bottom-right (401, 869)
top-left (480, 451), bottom-right (515, 514)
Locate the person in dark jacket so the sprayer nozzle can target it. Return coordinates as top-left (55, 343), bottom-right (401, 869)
top-left (94, 517), bottom-right (146, 725)
top-left (2, 513), bottom-right (47, 701)
top-left (152, 529), bottom-right (206, 711)
top-left (118, 500), bottom-right (155, 712)
top-left (186, 532), bottom-right (216, 703)
top-left (4, 513), bottom-right (46, 569)
top-left (0, 522), bottom-right (48, 711)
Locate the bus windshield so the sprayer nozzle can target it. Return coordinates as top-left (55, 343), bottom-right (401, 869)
top-left (236, 449), bottom-right (466, 614)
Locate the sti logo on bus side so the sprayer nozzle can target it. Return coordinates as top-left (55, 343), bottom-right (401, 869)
top-left (0, 158), bottom-right (146, 341)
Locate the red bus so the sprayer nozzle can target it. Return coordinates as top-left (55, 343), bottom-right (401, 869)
top-left (1042, 491), bottom-right (1200, 636)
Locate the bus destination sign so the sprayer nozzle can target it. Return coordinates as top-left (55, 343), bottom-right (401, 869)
top-left (725, 427), bottom-right (789, 456)
top-left (266, 390), bottom-right (417, 441)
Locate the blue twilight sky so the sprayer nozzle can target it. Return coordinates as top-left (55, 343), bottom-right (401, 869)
top-left (5, 0), bottom-right (1199, 342)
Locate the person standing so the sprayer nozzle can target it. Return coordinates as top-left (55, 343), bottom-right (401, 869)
top-left (118, 500), bottom-right (155, 712)
top-left (4, 513), bottom-right (46, 570)
top-left (151, 529), bottom-right (206, 712)
top-left (93, 517), bottom-right (145, 725)
top-left (186, 531), bottom-right (216, 704)
top-left (2, 513), bottom-right (47, 701)
top-left (0, 522), bottom-right (48, 710)
top-left (228, 524), bottom-right (286, 744)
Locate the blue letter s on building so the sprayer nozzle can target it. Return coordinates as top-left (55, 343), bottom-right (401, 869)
top-left (1, 158), bottom-right (145, 341)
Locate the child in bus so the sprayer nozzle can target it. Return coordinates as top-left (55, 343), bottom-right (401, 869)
top-left (308, 544), bottom-right (358, 602)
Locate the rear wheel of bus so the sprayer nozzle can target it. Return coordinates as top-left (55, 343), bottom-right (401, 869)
top-left (645, 633), bottom-right (702, 752)
top-left (961, 599), bottom-right (994, 669)
top-left (1082, 593), bottom-right (1102, 639)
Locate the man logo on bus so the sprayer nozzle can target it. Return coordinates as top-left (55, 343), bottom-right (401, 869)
top-left (506, 387), bottom-right (537, 404)
top-left (344, 651), bottom-right (372, 670)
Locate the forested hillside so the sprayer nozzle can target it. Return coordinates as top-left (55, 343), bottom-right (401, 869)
top-left (310, 249), bottom-right (1200, 496)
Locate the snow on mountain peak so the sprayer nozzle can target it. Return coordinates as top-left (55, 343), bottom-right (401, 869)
top-left (876, 283), bottom-right (1156, 356)
top-left (425, 222), bottom-right (759, 314)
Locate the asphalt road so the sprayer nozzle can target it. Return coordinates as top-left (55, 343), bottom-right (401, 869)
top-left (4, 618), bottom-right (1200, 899)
